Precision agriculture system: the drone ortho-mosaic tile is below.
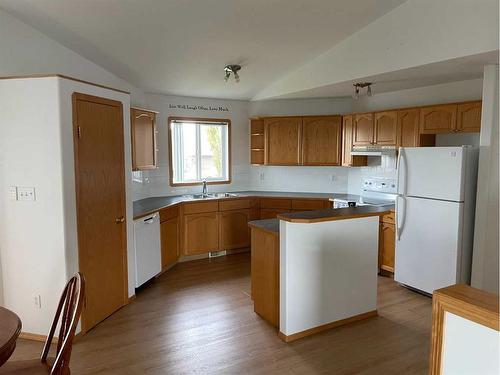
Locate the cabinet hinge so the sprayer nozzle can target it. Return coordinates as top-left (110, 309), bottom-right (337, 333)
top-left (77, 125), bottom-right (82, 139)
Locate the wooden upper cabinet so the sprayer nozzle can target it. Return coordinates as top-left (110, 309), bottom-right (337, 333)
top-left (250, 119), bottom-right (265, 165)
top-left (265, 117), bottom-right (302, 165)
top-left (342, 115), bottom-right (367, 167)
top-left (301, 116), bottom-right (342, 166)
top-left (397, 108), bottom-right (420, 147)
top-left (456, 101), bottom-right (482, 132)
top-left (131, 107), bottom-right (158, 171)
top-left (374, 111), bottom-right (397, 146)
top-left (353, 113), bottom-right (374, 146)
top-left (420, 104), bottom-right (457, 134)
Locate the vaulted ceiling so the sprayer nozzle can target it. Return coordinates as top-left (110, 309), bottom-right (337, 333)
top-left (0, 0), bottom-right (407, 99)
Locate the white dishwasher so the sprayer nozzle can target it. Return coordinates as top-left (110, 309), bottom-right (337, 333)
top-left (133, 212), bottom-right (161, 288)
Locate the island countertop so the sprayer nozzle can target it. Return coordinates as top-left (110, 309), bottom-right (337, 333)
top-left (277, 205), bottom-right (394, 223)
top-left (248, 205), bottom-right (394, 232)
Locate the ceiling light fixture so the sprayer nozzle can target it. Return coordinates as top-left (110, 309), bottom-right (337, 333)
top-left (352, 82), bottom-right (373, 99)
top-left (224, 65), bottom-right (241, 83)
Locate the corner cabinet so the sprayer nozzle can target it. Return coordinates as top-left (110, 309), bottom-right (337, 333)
top-left (131, 107), bottom-right (158, 171)
top-left (264, 117), bottom-right (302, 165)
top-left (160, 217), bottom-right (179, 269)
top-left (456, 101), bottom-right (482, 132)
top-left (301, 116), bottom-right (342, 166)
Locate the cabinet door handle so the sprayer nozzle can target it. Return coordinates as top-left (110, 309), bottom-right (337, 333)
top-left (115, 216), bottom-right (125, 224)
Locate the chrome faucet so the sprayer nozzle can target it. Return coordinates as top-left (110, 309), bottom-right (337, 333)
top-left (202, 179), bottom-right (208, 196)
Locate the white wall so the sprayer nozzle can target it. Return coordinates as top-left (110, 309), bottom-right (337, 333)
top-left (0, 77), bottom-right (134, 335)
top-left (471, 65), bottom-right (499, 294)
top-left (0, 78), bottom-right (68, 333)
top-left (0, 8), bottom-right (145, 106)
top-left (347, 79), bottom-right (483, 195)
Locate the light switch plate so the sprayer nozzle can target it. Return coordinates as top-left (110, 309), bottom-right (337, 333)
top-left (8, 186), bottom-right (18, 201)
top-left (18, 187), bottom-right (36, 201)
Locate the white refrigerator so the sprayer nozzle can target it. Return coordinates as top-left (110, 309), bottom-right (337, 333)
top-left (394, 146), bottom-right (478, 294)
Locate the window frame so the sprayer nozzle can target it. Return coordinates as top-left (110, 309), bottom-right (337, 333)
top-left (167, 116), bottom-right (232, 187)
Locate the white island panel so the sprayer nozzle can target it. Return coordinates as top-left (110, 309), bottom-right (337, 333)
top-left (279, 216), bottom-right (379, 336)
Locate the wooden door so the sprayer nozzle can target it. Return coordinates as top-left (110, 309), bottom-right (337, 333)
top-left (342, 115), bottom-right (367, 167)
top-left (353, 113), bottom-right (374, 146)
top-left (420, 104), bottom-right (457, 134)
top-left (265, 117), bottom-right (302, 165)
top-left (456, 101), bottom-right (482, 132)
top-left (301, 116), bottom-right (342, 165)
top-left (131, 108), bottom-right (157, 170)
top-left (72, 93), bottom-right (127, 332)
top-left (160, 218), bottom-right (179, 269)
top-left (374, 111), bottom-right (397, 145)
top-left (219, 209), bottom-right (251, 250)
top-left (379, 222), bottom-right (395, 273)
top-left (397, 109), bottom-right (420, 147)
top-left (183, 212), bottom-right (219, 255)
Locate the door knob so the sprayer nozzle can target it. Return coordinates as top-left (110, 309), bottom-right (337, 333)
top-left (115, 216), bottom-right (125, 224)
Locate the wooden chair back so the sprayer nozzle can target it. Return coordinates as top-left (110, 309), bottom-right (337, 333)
top-left (41, 273), bottom-right (85, 375)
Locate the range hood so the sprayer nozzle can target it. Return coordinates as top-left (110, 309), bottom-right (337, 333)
top-left (351, 146), bottom-right (397, 156)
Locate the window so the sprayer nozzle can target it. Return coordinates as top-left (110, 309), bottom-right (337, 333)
top-left (168, 117), bottom-right (231, 185)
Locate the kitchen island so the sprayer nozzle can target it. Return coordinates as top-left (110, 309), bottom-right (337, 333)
top-left (249, 205), bottom-right (393, 342)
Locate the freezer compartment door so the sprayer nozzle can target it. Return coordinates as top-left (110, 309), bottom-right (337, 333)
top-left (395, 197), bottom-right (463, 294)
top-left (398, 147), bottom-right (466, 201)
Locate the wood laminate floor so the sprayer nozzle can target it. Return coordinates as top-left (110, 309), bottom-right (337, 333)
top-left (11, 252), bottom-right (432, 374)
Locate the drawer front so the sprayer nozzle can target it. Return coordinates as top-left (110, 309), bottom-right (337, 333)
top-left (380, 211), bottom-right (395, 224)
top-left (182, 201), bottom-right (219, 215)
top-left (260, 208), bottom-right (291, 219)
top-left (291, 199), bottom-right (328, 211)
top-left (219, 199), bottom-right (251, 211)
top-left (260, 198), bottom-right (292, 209)
top-left (159, 205), bottom-right (179, 222)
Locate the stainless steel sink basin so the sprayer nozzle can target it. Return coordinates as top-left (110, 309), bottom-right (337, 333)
top-left (190, 192), bottom-right (239, 199)
top-left (211, 192), bottom-right (239, 198)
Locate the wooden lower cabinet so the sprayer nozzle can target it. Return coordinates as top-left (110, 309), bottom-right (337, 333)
top-left (379, 221), bottom-right (395, 273)
top-left (183, 212), bottom-right (219, 255)
top-left (260, 208), bottom-right (290, 219)
top-left (160, 217), bottom-right (179, 269)
top-left (250, 226), bottom-right (279, 327)
top-left (219, 209), bottom-right (251, 250)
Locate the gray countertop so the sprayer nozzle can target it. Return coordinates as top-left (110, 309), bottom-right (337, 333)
top-left (133, 191), bottom-right (360, 219)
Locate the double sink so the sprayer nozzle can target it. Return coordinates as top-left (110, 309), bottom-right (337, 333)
top-left (188, 192), bottom-right (240, 200)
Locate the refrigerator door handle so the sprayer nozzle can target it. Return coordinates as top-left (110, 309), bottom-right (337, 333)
top-left (396, 195), bottom-right (406, 240)
top-left (397, 148), bottom-right (408, 196)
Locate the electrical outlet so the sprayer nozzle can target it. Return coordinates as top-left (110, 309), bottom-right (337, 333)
top-left (330, 174), bottom-right (335, 183)
top-left (8, 186), bottom-right (18, 201)
top-left (34, 295), bottom-right (42, 309)
top-left (259, 172), bottom-right (265, 181)
top-left (18, 187), bottom-right (36, 201)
